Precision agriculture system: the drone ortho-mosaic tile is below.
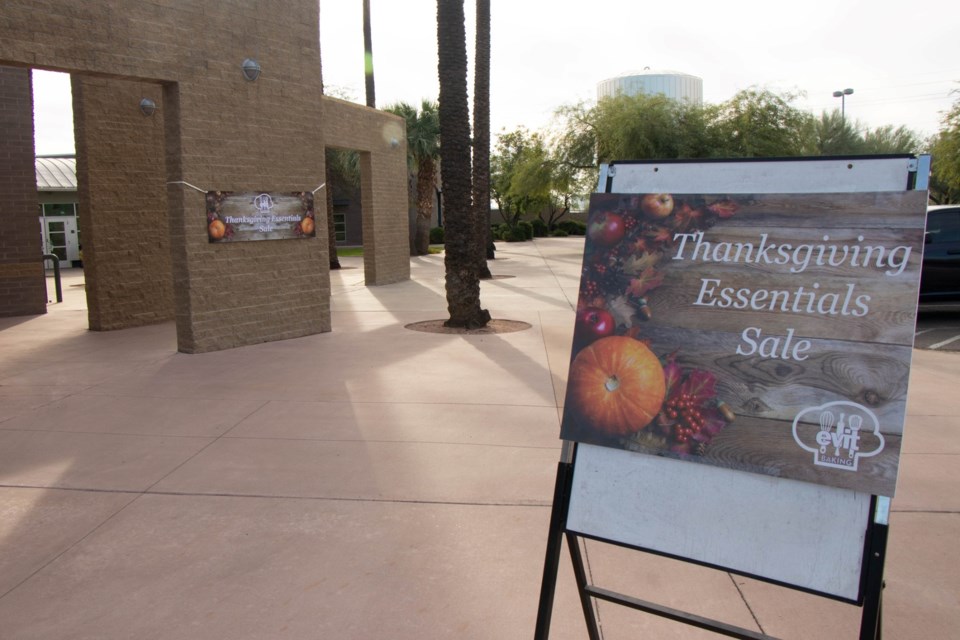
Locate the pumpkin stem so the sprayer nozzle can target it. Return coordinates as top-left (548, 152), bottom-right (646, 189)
top-left (604, 375), bottom-right (620, 393)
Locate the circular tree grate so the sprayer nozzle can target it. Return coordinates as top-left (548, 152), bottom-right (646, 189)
top-left (405, 319), bottom-right (531, 334)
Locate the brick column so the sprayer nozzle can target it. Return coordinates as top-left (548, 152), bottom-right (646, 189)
top-left (0, 66), bottom-right (46, 317)
top-left (72, 76), bottom-right (173, 330)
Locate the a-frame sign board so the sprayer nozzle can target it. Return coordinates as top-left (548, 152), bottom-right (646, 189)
top-left (535, 155), bottom-right (930, 639)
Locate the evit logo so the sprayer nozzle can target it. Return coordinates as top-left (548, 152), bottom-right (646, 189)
top-left (792, 401), bottom-right (884, 471)
top-left (253, 193), bottom-right (275, 214)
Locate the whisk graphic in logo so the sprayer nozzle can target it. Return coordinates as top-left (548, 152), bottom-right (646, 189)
top-left (792, 401), bottom-right (885, 471)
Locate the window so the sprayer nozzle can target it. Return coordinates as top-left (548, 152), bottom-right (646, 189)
top-left (41, 202), bottom-right (77, 216)
top-left (334, 212), bottom-right (346, 242)
top-left (47, 220), bottom-right (67, 261)
top-left (926, 208), bottom-right (960, 245)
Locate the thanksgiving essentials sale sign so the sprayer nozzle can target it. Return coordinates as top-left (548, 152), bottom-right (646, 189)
top-left (560, 191), bottom-right (927, 496)
top-left (206, 191), bottom-right (316, 243)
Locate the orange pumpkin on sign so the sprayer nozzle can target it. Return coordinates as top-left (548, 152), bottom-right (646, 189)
top-left (208, 219), bottom-right (226, 240)
top-left (300, 216), bottom-right (315, 235)
top-left (568, 336), bottom-right (665, 437)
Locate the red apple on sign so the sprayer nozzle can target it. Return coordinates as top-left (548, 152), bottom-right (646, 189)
top-left (587, 212), bottom-right (625, 247)
top-left (640, 194), bottom-right (674, 219)
top-left (576, 307), bottom-right (616, 342)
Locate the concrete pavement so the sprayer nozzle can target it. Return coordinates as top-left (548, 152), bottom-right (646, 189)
top-left (0, 238), bottom-right (957, 639)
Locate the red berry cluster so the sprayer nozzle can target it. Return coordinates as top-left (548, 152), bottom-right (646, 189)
top-left (659, 392), bottom-right (706, 444)
top-left (582, 279), bottom-right (603, 300)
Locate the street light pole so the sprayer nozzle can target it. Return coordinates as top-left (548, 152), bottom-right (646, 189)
top-left (832, 88), bottom-right (854, 123)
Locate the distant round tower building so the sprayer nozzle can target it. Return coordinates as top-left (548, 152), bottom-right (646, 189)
top-left (597, 68), bottom-right (703, 105)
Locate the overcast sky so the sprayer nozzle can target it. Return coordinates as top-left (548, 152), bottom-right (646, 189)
top-left (33, 0), bottom-right (959, 156)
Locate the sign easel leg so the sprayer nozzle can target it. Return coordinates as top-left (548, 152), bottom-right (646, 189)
top-left (534, 459), bottom-right (575, 640)
top-left (859, 497), bottom-right (889, 640)
top-left (566, 532), bottom-right (602, 640)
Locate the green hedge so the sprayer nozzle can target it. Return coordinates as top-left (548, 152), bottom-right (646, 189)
top-left (530, 219), bottom-right (548, 237)
top-left (497, 223), bottom-right (527, 242)
top-left (556, 220), bottom-right (586, 235)
top-left (518, 220), bottom-right (533, 240)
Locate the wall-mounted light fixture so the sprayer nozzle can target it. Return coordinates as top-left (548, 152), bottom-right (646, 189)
top-left (139, 98), bottom-right (157, 117)
top-left (241, 58), bottom-right (261, 82)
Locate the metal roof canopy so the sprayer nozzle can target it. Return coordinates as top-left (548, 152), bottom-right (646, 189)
top-left (35, 155), bottom-right (76, 191)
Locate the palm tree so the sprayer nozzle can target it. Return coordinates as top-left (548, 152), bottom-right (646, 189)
top-left (386, 100), bottom-right (440, 256)
top-left (362, 0), bottom-right (375, 107)
top-left (472, 0), bottom-right (494, 276)
top-left (808, 110), bottom-right (862, 155)
top-left (437, 0), bottom-right (490, 328)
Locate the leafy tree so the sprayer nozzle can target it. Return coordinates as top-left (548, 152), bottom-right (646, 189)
top-left (708, 88), bottom-right (813, 157)
top-left (511, 143), bottom-right (562, 227)
top-left (930, 93), bottom-right (960, 204)
top-left (549, 85), bottom-right (935, 210)
top-left (555, 93), bottom-right (714, 168)
top-left (513, 140), bottom-right (585, 230)
top-left (491, 127), bottom-right (591, 231)
top-left (550, 102), bottom-right (603, 198)
top-left (598, 93), bottom-right (706, 161)
top-left (860, 124), bottom-right (924, 155)
top-left (385, 100), bottom-right (440, 255)
top-left (437, 0), bottom-right (489, 328)
top-left (491, 128), bottom-right (548, 227)
top-left (472, 0), bottom-right (494, 272)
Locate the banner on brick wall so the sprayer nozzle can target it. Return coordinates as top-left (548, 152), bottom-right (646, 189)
top-left (206, 191), bottom-right (316, 242)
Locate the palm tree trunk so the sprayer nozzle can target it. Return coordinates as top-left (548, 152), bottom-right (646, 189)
top-left (325, 164), bottom-right (341, 269)
top-left (415, 157), bottom-right (436, 255)
top-left (472, 0), bottom-right (494, 276)
top-left (437, 0), bottom-right (489, 328)
top-left (362, 0), bottom-right (375, 108)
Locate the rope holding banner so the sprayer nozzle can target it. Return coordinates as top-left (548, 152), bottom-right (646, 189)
top-left (166, 181), bottom-right (207, 193)
top-left (168, 181), bottom-right (326, 195)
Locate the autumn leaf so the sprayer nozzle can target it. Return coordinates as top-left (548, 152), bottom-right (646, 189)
top-left (673, 203), bottom-right (705, 230)
top-left (678, 368), bottom-right (717, 403)
top-left (699, 411), bottom-right (726, 438)
top-left (649, 226), bottom-right (673, 245)
top-left (632, 236), bottom-right (656, 254)
top-left (626, 267), bottom-right (664, 297)
top-left (662, 359), bottom-right (683, 397)
top-left (607, 295), bottom-right (637, 329)
top-left (707, 199), bottom-right (739, 218)
top-left (622, 251), bottom-right (663, 275)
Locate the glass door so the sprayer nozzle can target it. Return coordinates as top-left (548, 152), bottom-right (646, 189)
top-left (40, 217), bottom-right (80, 268)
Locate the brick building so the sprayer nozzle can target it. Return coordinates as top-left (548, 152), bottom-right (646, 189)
top-left (0, 1), bottom-right (410, 352)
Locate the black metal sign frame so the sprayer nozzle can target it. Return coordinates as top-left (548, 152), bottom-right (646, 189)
top-left (533, 154), bottom-right (929, 639)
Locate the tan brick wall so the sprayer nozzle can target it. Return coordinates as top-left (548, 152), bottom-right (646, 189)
top-left (0, 67), bottom-right (46, 317)
top-left (73, 76), bottom-right (174, 330)
top-left (0, 1), bottom-right (409, 351)
top-left (323, 97), bottom-right (410, 285)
